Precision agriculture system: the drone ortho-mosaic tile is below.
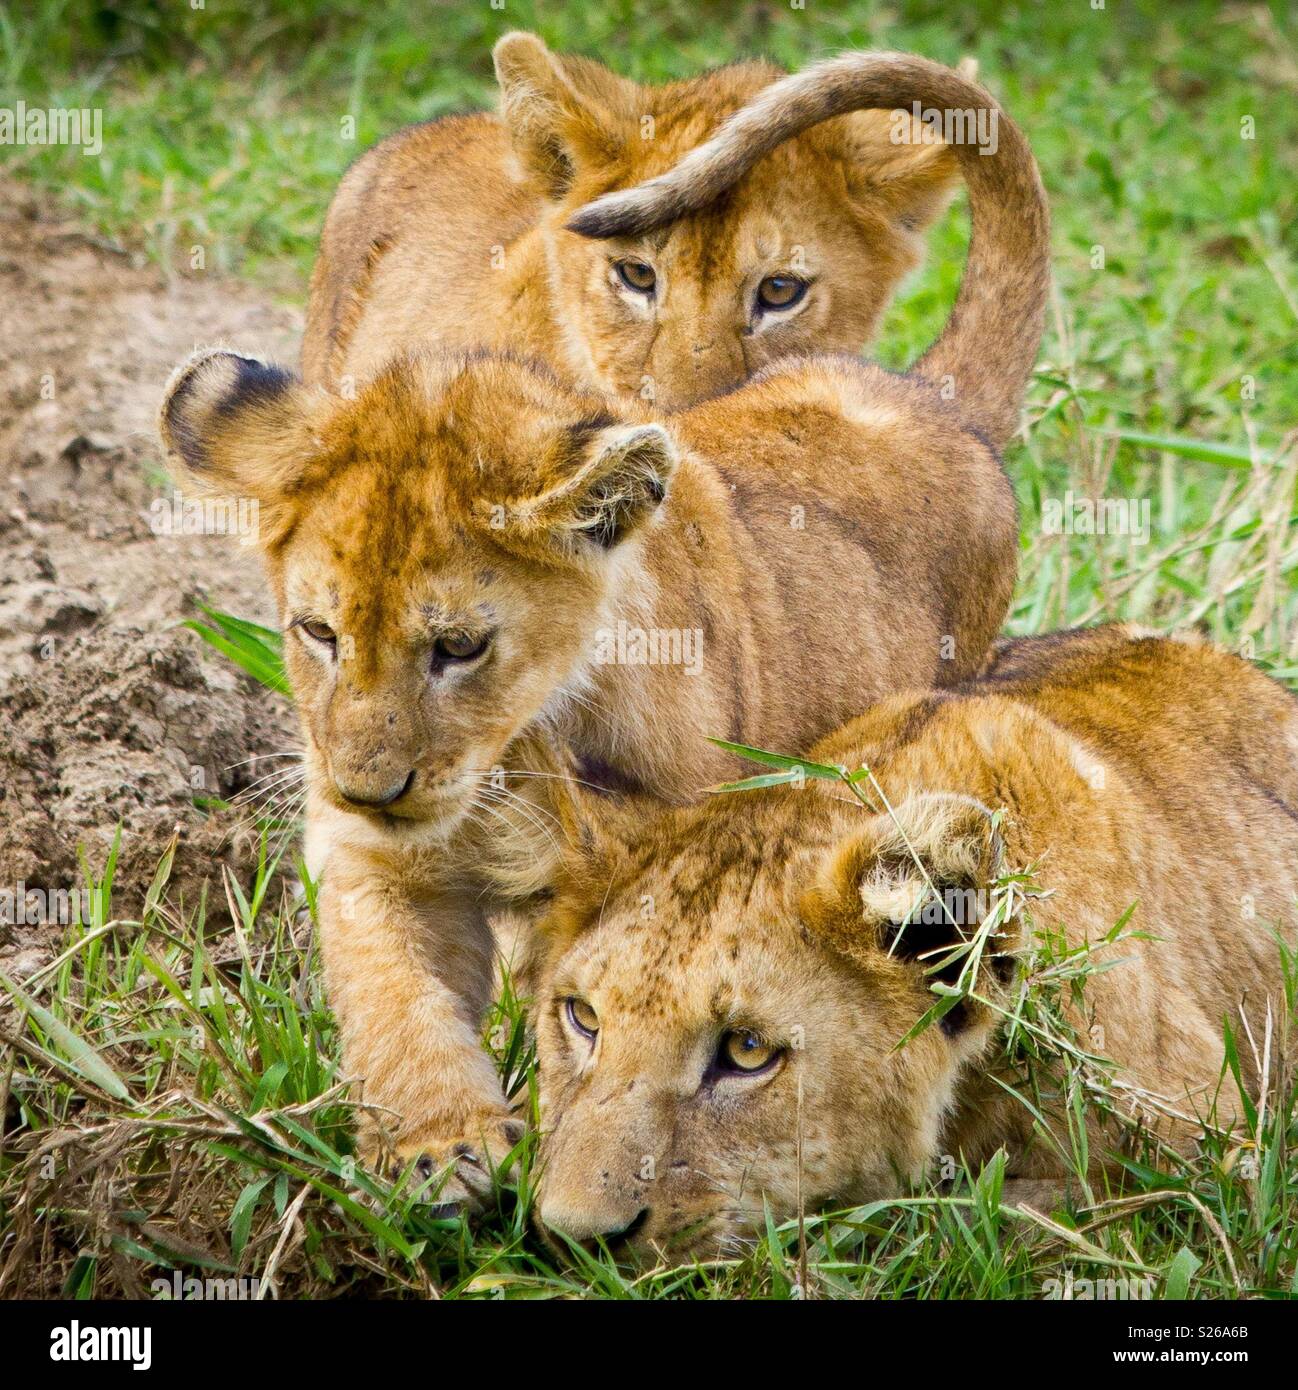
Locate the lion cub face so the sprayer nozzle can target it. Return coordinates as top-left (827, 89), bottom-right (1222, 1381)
top-left (494, 33), bottom-right (960, 408)
top-left (159, 350), bottom-right (675, 840)
top-left (534, 795), bottom-right (1011, 1261)
top-left (549, 166), bottom-right (921, 408)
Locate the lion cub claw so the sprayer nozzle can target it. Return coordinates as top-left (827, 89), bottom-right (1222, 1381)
top-left (379, 1113), bottom-right (525, 1214)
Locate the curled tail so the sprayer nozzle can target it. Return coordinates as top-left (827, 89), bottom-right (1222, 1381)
top-left (566, 52), bottom-right (1049, 451)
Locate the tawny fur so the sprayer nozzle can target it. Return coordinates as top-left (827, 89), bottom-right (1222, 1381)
top-left (571, 48), bottom-right (1049, 447)
top-left (157, 50), bottom-right (1048, 1198)
top-left (157, 341), bottom-right (1019, 1193)
top-left (530, 628), bottom-right (1298, 1257)
top-left (302, 34), bottom-right (972, 407)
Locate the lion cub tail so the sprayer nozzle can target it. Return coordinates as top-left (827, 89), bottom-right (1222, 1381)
top-left (566, 52), bottom-right (1049, 452)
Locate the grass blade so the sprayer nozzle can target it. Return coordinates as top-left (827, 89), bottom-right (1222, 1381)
top-left (0, 969), bottom-right (131, 1101)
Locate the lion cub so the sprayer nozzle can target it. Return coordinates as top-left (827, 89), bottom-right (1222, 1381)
top-left (304, 35), bottom-right (965, 406)
top-left (160, 51), bottom-right (1047, 1204)
top-left (533, 627), bottom-right (1298, 1257)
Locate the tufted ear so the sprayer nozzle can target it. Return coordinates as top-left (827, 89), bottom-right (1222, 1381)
top-left (499, 421), bottom-right (677, 556)
top-left (842, 108), bottom-right (961, 237)
top-left (493, 32), bottom-right (632, 199)
top-left (158, 349), bottom-right (317, 521)
top-left (800, 794), bottom-right (1016, 1037)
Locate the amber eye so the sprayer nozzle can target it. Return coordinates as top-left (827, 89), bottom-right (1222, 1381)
top-left (298, 618), bottom-right (336, 646)
top-left (433, 631), bottom-right (491, 663)
top-left (565, 997), bottom-right (599, 1040)
top-left (614, 259), bottom-right (657, 294)
top-left (756, 274), bottom-right (808, 312)
top-left (717, 1030), bottom-right (782, 1075)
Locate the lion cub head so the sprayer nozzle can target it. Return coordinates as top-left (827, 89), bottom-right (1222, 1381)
top-left (159, 348), bottom-right (673, 842)
top-left (532, 784), bottom-right (1018, 1262)
top-left (494, 32), bottom-right (960, 406)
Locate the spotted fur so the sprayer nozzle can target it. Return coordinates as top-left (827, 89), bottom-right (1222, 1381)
top-left (532, 627), bottom-right (1298, 1257)
top-left (157, 331), bottom-right (1023, 1199)
top-left (302, 34), bottom-right (969, 408)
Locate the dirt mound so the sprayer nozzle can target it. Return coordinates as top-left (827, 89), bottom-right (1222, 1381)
top-left (0, 186), bottom-right (304, 974)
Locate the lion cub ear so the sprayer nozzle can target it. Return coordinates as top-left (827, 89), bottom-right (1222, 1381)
top-left (506, 422), bottom-right (677, 555)
top-left (842, 109), bottom-right (961, 236)
top-left (801, 795), bottom-right (1016, 1035)
top-left (159, 349), bottom-right (316, 519)
top-left (493, 32), bottom-right (630, 198)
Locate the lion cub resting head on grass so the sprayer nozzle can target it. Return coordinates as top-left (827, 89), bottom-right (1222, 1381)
top-left (533, 627), bottom-right (1298, 1259)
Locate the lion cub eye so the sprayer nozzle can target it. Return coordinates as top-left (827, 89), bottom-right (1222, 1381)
top-left (433, 632), bottom-right (491, 663)
top-left (614, 259), bottom-right (657, 294)
top-left (564, 997), bottom-right (599, 1040)
top-left (756, 274), bottom-right (808, 312)
top-left (297, 618), bottom-right (336, 647)
top-left (717, 1030), bottom-right (782, 1075)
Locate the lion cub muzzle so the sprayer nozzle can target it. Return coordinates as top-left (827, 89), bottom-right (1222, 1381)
top-left (332, 767), bottom-right (416, 810)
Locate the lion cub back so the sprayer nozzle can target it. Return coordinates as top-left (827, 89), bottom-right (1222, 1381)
top-left (303, 114), bottom-right (539, 389)
top-left (976, 625), bottom-right (1298, 816)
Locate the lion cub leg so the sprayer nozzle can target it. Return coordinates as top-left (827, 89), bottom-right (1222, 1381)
top-left (319, 860), bottom-right (521, 1208)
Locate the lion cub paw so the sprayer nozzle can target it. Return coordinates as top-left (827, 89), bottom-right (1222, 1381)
top-left (379, 1112), bottom-right (525, 1214)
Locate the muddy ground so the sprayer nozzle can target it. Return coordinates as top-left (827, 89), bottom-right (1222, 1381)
top-left (0, 183), bottom-right (303, 977)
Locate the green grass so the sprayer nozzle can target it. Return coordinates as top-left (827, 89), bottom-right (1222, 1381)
top-left (2, 0), bottom-right (1297, 1299)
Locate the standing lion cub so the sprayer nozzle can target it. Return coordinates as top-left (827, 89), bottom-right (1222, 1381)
top-left (532, 628), bottom-right (1298, 1258)
top-left (304, 34), bottom-right (964, 406)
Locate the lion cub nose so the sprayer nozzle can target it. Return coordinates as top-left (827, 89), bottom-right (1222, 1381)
top-left (539, 1202), bottom-right (650, 1253)
top-left (333, 769), bottom-right (415, 809)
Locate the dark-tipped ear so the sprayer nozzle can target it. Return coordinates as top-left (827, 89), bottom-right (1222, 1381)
top-left (159, 349), bottom-right (312, 505)
top-left (842, 109), bottom-right (961, 237)
top-left (506, 422), bottom-right (677, 554)
top-left (493, 31), bottom-right (627, 198)
top-left (567, 423), bottom-right (676, 549)
top-left (801, 795), bottom-right (1014, 1034)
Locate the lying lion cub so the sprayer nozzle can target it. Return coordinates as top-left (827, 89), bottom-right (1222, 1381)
top-left (533, 627), bottom-right (1298, 1257)
top-left (160, 52), bottom-right (1046, 1204)
top-left (304, 34), bottom-right (965, 406)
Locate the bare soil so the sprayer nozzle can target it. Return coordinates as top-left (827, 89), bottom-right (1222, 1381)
top-left (0, 184), bottom-right (303, 976)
